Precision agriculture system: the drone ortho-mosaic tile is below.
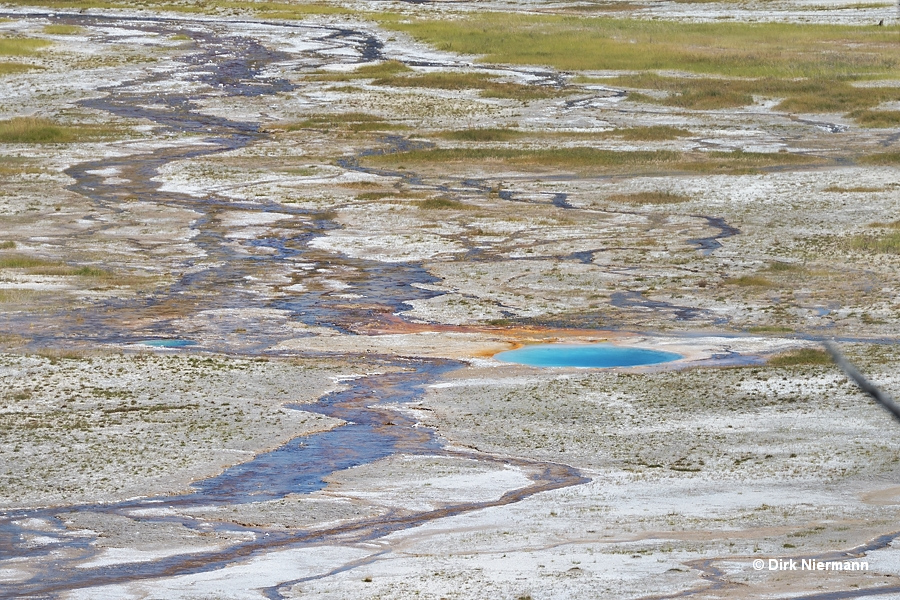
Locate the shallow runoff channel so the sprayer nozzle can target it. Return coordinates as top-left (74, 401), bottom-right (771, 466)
top-left (0, 11), bottom-right (589, 598)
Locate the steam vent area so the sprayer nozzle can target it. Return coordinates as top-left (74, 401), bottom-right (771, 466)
top-left (1, 1), bottom-right (900, 598)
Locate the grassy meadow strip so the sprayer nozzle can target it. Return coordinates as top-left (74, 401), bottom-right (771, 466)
top-left (365, 146), bottom-right (823, 174)
top-left (377, 14), bottom-right (900, 79)
top-left (0, 117), bottom-right (122, 143)
top-left (0, 37), bottom-right (51, 56)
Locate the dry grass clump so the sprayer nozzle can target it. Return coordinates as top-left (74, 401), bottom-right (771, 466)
top-left (0, 117), bottom-right (120, 143)
top-left (605, 191), bottom-right (690, 204)
top-left (768, 348), bottom-right (832, 367)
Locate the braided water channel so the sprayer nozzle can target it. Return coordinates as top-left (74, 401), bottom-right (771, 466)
top-left (0, 12), bottom-right (592, 598)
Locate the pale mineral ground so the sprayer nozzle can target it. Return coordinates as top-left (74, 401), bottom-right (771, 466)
top-left (0, 0), bottom-right (899, 598)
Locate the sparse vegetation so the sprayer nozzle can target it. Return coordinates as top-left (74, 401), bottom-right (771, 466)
top-left (373, 71), bottom-right (571, 100)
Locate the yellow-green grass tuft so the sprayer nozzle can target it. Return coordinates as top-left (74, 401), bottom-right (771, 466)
top-left (0, 241), bottom-right (15, 249)
top-left (0, 62), bottom-right (40, 75)
top-left (354, 60), bottom-right (411, 78)
top-left (768, 348), bottom-right (832, 367)
top-left (42, 24), bottom-right (83, 35)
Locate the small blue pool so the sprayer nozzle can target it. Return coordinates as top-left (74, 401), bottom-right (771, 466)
top-left (138, 339), bottom-right (197, 348)
top-left (495, 343), bottom-right (681, 368)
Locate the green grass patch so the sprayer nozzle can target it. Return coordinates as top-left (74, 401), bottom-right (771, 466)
top-left (0, 117), bottom-right (120, 143)
top-left (417, 197), bottom-right (471, 210)
top-left (768, 348), bottom-right (832, 367)
top-left (605, 191), bottom-right (690, 204)
top-left (0, 62), bottom-right (40, 75)
top-left (847, 231), bottom-right (900, 253)
top-left (0, 255), bottom-right (111, 277)
top-left (0, 255), bottom-right (56, 269)
top-left (860, 152), bottom-right (900, 165)
top-left (848, 109), bottom-right (900, 128)
top-left (0, 37), bottom-right (51, 57)
top-left (0, 241), bottom-right (15, 249)
top-left (606, 73), bottom-right (900, 114)
top-left (366, 146), bottom-right (820, 174)
top-left (42, 24), bottom-right (83, 35)
top-left (354, 60), bottom-right (411, 78)
top-left (610, 125), bottom-right (692, 141)
top-left (377, 14), bottom-right (900, 79)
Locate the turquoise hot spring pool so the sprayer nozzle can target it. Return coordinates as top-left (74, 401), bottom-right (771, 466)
top-left (494, 343), bottom-right (681, 368)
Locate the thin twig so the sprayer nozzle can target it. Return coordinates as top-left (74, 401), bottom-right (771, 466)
top-left (823, 341), bottom-right (900, 424)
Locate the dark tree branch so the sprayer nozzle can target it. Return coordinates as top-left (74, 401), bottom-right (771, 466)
top-left (823, 341), bottom-right (900, 424)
